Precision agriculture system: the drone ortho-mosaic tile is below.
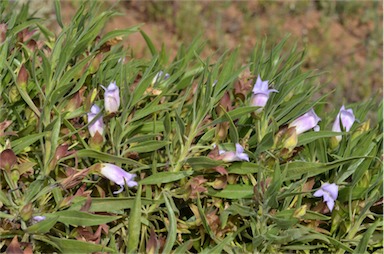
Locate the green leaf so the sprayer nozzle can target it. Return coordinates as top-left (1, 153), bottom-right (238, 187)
top-left (68, 197), bottom-right (160, 212)
top-left (208, 185), bottom-right (254, 199)
top-left (73, 149), bottom-right (145, 167)
top-left (201, 233), bottom-right (235, 254)
top-left (209, 106), bottom-right (259, 127)
top-left (24, 179), bottom-right (46, 203)
top-left (45, 210), bottom-right (121, 226)
top-left (12, 133), bottom-right (46, 154)
top-left (285, 156), bottom-right (364, 180)
top-left (127, 140), bottom-right (170, 153)
top-left (48, 236), bottom-right (115, 253)
top-left (186, 157), bottom-right (223, 170)
top-left (27, 217), bottom-right (58, 234)
top-left (95, 25), bottom-right (141, 49)
top-left (139, 171), bottom-right (193, 185)
top-left (297, 131), bottom-right (341, 146)
top-left (0, 212), bottom-right (14, 219)
top-left (54, 0), bottom-right (63, 28)
top-left (338, 186), bottom-right (370, 202)
top-left (140, 29), bottom-right (157, 56)
top-left (354, 219), bottom-right (381, 254)
top-left (227, 162), bottom-right (264, 174)
top-left (127, 185), bottom-right (142, 253)
top-left (162, 193), bottom-right (177, 254)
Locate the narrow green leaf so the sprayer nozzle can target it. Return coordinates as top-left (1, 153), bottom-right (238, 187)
top-left (162, 193), bottom-right (177, 254)
top-left (15, 82), bottom-right (41, 117)
top-left (73, 149), bottom-right (145, 167)
top-left (24, 179), bottom-right (46, 203)
top-left (227, 162), bottom-right (263, 174)
top-left (45, 210), bottom-right (120, 226)
top-left (354, 219), bottom-right (381, 254)
top-left (0, 190), bottom-right (11, 207)
top-left (95, 25), bottom-right (141, 49)
top-left (27, 217), bottom-right (58, 234)
top-left (127, 185), bottom-right (142, 253)
top-left (208, 185), bottom-right (254, 199)
top-left (139, 171), bottom-right (193, 185)
top-left (48, 236), bottom-right (115, 253)
top-left (0, 212), bottom-right (14, 219)
top-left (201, 233), bottom-right (235, 254)
top-left (285, 156), bottom-right (364, 180)
top-left (12, 133), bottom-right (46, 154)
top-left (297, 131), bottom-right (342, 146)
top-left (209, 106), bottom-right (259, 127)
top-left (186, 157), bottom-right (223, 170)
top-left (127, 140), bottom-right (169, 153)
top-left (54, 0), bottom-right (63, 28)
top-left (68, 197), bottom-right (159, 212)
top-left (140, 29), bottom-right (157, 56)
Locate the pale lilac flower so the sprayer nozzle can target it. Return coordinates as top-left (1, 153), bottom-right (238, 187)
top-left (332, 105), bottom-right (355, 141)
top-left (151, 71), bottom-right (170, 85)
top-left (250, 75), bottom-right (278, 112)
top-left (100, 163), bottom-right (137, 194)
top-left (101, 81), bottom-right (120, 114)
top-left (32, 215), bottom-right (46, 222)
top-left (314, 182), bottom-right (338, 211)
top-left (220, 143), bottom-right (249, 162)
top-left (87, 105), bottom-right (104, 137)
top-left (288, 108), bottom-right (321, 135)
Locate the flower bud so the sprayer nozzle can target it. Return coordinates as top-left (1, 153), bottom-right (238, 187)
top-left (87, 105), bottom-right (104, 137)
top-left (101, 82), bottom-right (120, 114)
top-left (17, 65), bottom-right (28, 91)
top-left (351, 120), bottom-right (370, 141)
top-left (20, 202), bottom-right (33, 221)
top-left (282, 127), bottom-right (298, 152)
top-left (0, 23), bottom-right (7, 43)
top-left (288, 108), bottom-right (321, 135)
top-left (0, 149), bottom-right (17, 171)
top-left (89, 53), bottom-right (103, 74)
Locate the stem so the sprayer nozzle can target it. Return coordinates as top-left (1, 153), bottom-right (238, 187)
top-left (173, 132), bottom-right (195, 172)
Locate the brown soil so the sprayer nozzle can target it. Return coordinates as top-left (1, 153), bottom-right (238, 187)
top-left (58, 1), bottom-right (383, 104)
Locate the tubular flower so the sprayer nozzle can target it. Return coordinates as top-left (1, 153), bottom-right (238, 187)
top-left (32, 216), bottom-right (46, 222)
top-left (219, 143), bottom-right (249, 162)
top-left (100, 163), bottom-right (137, 194)
top-left (101, 81), bottom-right (120, 114)
top-left (288, 108), bottom-right (321, 135)
top-left (313, 182), bottom-right (338, 211)
top-left (332, 105), bottom-right (355, 141)
top-left (87, 105), bottom-right (104, 137)
top-left (250, 75), bottom-right (278, 111)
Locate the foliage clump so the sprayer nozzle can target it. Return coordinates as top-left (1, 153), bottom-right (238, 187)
top-left (0, 2), bottom-right (382, 253)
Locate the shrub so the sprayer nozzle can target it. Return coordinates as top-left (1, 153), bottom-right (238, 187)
top-left (0, 2), bottom-right (382, 253)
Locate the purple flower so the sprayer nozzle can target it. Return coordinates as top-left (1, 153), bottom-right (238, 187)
top-left (219, 143), bottom-right (249, 162)
top-left (313, 182), bottom-right (338, 211)
top-left (288, 108), bottom-right (321, 135)
top-left (332, 105), bottom-right (355, 141)
top-left (32, 215), bottom-right (46, 222)
top-left (87, 104), bottom-right (104, 137)
top-left (250, 75), bottom-right (278, 112)
top-left (101, 81), bottom-right (120, 114)
top-left (100, 163), bottom-right (137, 194)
